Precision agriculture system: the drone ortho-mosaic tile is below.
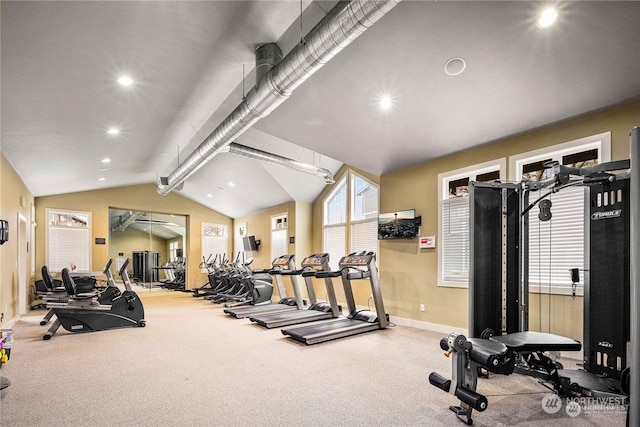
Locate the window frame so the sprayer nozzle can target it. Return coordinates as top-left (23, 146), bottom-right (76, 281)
top-left (438, 158), bottom-right (507, 288)
top-left (322, 170), bottom-right (379, 270)
top-left (270, 213), bottom-right (288, 262)
top-left (510, 132), bottom-right (611, 296)
top-left (45, 208), bottom-right (92, 273)
top-left (201, 222), bottom-right (228, 264)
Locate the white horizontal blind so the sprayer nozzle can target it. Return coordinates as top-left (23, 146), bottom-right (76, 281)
top-left (202, 223), bottom-right (227, 262)
top-left (46, 209), bottom-right (91, 272)
top-left (271, 229), bottom-right (288, 262)
top-left (441, 196), bottom-right (470, 283)
top-left (350, 219), bottom-right (377, 255)
top-left (528, 187), bottom-right (584, 289)
top-left (48, 227), bottom-right (90, 272)
top-left (324, 224), bottom-right (346, 270)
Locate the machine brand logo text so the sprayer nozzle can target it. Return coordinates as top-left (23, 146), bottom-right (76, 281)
top-left (598, 341), bottom-right (614, 348)
top-left (591, 210), bottom-right (622, 220)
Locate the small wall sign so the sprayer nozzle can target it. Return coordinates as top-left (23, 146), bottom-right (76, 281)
top-left (419, 235), bottom-right (436, 249)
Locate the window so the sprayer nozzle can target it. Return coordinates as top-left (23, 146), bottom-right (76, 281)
top-left (235, 223), bottom-right (247, 256)
top-left (202, 223), bottom-right (227, 263)
top-left (271, 214), bottom-right (288, 262)
top-left (46, 209), bottom-right (91, 272)
top-left (169, 241), bottom-right (180, 261)
top-left (323, 171), bottom-right (379, 269)
top-left (511, 132), bottom-right (610, 295)
top-left (438, 159), bottom-right (506, 287)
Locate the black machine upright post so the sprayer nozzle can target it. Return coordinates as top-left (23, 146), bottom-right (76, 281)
top-left (630, 126), bottom-right (639, 427)
top-left (584, 178), bottom-right (630, 380)
top-left (469, 182), bottom-right (521, 338)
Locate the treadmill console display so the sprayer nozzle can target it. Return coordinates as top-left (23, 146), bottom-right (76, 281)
top-left (273, 255), bottom-right (294, 266)
top-left (301, 253), bottom-right (329, 267)
top-left (340, 254), bottom-right (373, 266)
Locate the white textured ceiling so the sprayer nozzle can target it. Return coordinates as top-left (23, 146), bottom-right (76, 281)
top-left (2, 1), bottom-right (640, 218)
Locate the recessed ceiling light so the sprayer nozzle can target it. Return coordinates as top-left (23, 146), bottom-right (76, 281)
top-left (379, 96), bottom-right (393, 111)
top-left (117, 75), bottom-right (134, 86)
top-left (107, 128), bottom-right (120, 135)
top-left (228, 182), bottom-right (236, 187)
top-left (97, 177), bottom-right (106, 182)
top-left (101, 158), bottom-right (111, 163)
top-left (444, 57), bottom-right (466, 76)
top-left (207, 194), bottom-right (213, 198)
top-left (98, 167), bottom-right (110, 172)
top-left (537, 7), bottom-right (558, 28)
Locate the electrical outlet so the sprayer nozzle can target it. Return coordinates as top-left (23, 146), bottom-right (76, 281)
top-left (1, 313), bottom-right (4, 322)
top-left (420, 304), bottom-right (425, 312)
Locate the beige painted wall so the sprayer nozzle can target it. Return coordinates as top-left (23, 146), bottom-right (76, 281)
top-left (378, 100), bottom-right (640, 342)
top-left (0, 153), bottom-right (35, 326)
top-left (234, 201), bottom-right (315, 300)
top-left (34, 183), bottom-right (231, 291)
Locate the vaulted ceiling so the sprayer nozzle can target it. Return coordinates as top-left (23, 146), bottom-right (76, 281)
top-left (3, 1), bottom-right (639, 218)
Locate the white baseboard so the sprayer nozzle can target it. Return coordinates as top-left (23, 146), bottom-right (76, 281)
top-left (389, 315), bottom-right (467, 336)
top-left (1, 315), bottom-right (19, 330)
top-left (389, 315), bottom-right (583, 361)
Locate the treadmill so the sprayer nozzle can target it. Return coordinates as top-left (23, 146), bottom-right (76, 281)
top-left (249, 253), bottom-right (341, 328)
top-left (223, 255), bottom-right (305, 319)
top-left (281, 251), bottom-right (388, 345)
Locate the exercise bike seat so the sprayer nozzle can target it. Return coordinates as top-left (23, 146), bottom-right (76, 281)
top-left (490, 331), bottom-right (582, 353)
top-left (62, 268), bottom-right (99, 300)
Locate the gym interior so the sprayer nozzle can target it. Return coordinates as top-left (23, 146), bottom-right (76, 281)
top-left (1, 2), bottom-right (639, 426)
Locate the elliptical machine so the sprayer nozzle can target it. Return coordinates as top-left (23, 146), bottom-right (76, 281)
top-left (44, 258), bottom-right (145, 340)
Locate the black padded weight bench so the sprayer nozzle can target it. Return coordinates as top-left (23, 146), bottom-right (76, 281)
top-left (430, 331), bottom-right (582, 425)
top-left (490, 331), bottom-right (581, 396)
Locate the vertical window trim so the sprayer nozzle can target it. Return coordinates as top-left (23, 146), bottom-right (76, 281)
top-left (437, 158), bottom-right (506, 288)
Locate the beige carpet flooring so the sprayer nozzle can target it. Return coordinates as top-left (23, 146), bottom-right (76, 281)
top-left (0, 289), bottom-right (627, 426)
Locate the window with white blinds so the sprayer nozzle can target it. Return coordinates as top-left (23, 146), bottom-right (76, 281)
top-left (440, 196), bottom-right (470, 284)
top-left (324, 225), bottom-right (346, 270)
top-left (438, 159), bottom-right (506, 287)
top-left (270, 214), bottom-right (288, 262)
top-left (528, 187), bottom-right (585, 291)
top-left (46, 209), bottom-right (91, 272)
top-left (513, 132), bottom-right (610, 294)
top-left (322, 171), bottom-right (378, 270)
top-left (202, 223), bottom-right (227, 262)
top-left (350, 220), bottom-right (378, 255)
top-left (235, 223), bottom-right (247, 256)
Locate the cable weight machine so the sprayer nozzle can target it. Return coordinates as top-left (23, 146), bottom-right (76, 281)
top-left (430, 127), bottom-right (639, 424)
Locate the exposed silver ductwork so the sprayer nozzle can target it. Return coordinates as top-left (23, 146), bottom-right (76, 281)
top-left (157, 0), bottom-right (401, 195)
top-left (112, 211), bottom-right (144, 232)
top-left (223, 142), bottom-right (335, 184)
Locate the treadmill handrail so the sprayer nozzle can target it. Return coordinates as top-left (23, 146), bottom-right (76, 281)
top-left (280, 269), bottom-right (305, 276)
top-left (315, 269), bottom-right (344, 278)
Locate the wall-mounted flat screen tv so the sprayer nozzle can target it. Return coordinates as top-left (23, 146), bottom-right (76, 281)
top-left (378, 209), bottom-right (417, 240)
top-left (243, 235), bottom-right (259, 251)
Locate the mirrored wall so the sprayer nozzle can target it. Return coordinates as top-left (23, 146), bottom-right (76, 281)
top-left (109, 208), bottom-right (187, 290)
